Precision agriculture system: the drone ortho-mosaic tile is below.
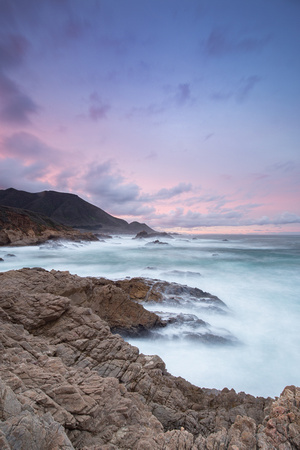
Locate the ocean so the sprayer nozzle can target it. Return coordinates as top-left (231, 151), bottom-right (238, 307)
top-left (1, 233), bottom-right (299, 398)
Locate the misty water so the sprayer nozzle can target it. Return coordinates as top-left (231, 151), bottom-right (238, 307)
top-left (1, 234), bottom-right (299, 398)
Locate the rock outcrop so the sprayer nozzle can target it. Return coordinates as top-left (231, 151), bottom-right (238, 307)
top-left (0, 268), bottom-right (299, 449)
top-left (0, 205), bottom-right (98, 246)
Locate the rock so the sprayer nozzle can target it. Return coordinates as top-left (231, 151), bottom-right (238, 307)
top-left (145, 240), bottom-right (169, 245)
top-left (0, 268), bottom-right (299, 449)
top-left (0, 377), bottom-right (74, 449)
top-left (116, 277), bottom-right (227, 314)
top-left (134, 230), bottom-right (173, 239)
top-left (0, 205), bottom-right (98, 246)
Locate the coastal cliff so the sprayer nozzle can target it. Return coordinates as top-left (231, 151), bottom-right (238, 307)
top-left (0, 188), bottom-right (154, 234)
top-left (0, 205), bottom-right (98, 246)
top-left (0, 268), bottom-right (299, 449)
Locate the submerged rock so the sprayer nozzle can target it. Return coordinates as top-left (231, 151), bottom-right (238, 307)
top-left (145, 240), bottom-right (169, 245)
top-left (0, 268), bottom-right (299, 449)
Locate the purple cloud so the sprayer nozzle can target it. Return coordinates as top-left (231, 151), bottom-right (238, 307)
top-left (236, 76), bottom-right (261, 102)
top-left (88, 92), bottom-right (110, 121)
top-left (0, 73), bottom-right (39, 124)
top-left (96, 33), bottom-right (136, 55)
top-left (176, 83), bottom-right (191, 105)
top-left (0, 158), bottom-right (51, 192)
top-left (0, 32), bottom-right (38, 124)
top-left (149, 207), bottom-right (300, 230)
top-left (204, 28), bottom-right (269, 57)
top-left (0, 33), bottom-right (29, 67)
top-left (211, 75), bottom-right (261, 103)
top-left (3, 132), bottom-right (55, 160)
top-left (154, 183), bottom-right (193, 200)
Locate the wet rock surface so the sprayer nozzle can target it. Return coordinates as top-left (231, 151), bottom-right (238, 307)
top-left (0, 268), bottom-right (299, 449)
top-left (116, 277), bottom-right (234, 344)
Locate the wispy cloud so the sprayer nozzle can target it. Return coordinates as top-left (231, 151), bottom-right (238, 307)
top-left (0, 73), bottom-right (39, 124)
top-left (0, 32), bottom-right (38, 124)
top-left (175, 83), bottom-right (191, 106)
top-left (2, 132), bottom-right (56, 161)
top-left (236, 76), bottom-right (261, 102)
top-left (204, 28), bottom-right (270, 57)
top-left (0, 33), bottom-right (29, 67)
top-left (88, 92), bottom-right (111, 121)
top-left (128, 81), bottom-right (193, 119)
top-left (149, 208), bottom-right (300, 230)
top-left (152, 183), bottom-right (192, 200)
top-left (211, 75), bottom-right (261, 103)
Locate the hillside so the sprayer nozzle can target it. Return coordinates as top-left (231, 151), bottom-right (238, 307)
top-left (0, 188), bottom-right (154, 233)
top-left (0, 205), bottom-right (98, 246)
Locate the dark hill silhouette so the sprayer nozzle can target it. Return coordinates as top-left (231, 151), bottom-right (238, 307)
top-left (0, 188), bottom-right (154, 233)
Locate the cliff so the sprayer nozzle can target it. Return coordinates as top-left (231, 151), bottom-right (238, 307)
top-left (0, 268), bottom-right (299, 449)
top-left (0, 205), bottom-right (98, 246)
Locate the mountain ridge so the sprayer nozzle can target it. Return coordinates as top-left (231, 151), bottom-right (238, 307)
top-left (0, 187), bottom-right (154, 233)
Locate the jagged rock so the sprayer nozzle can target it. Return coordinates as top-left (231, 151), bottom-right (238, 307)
top-left (0, 377), bottom-right (74, 449)
top-left (145, 240), bottom-right (169, 245)
top-left (116, 277), bottom-right (227, 314)
top-left (0, 268), bottom-right (299, 449)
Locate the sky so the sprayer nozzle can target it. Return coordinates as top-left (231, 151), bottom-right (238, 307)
top-left (0, 0), bottom-right (300, 234)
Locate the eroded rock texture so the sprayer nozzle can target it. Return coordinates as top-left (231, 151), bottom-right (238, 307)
top-left (0, 268), bottom-right (299, 449)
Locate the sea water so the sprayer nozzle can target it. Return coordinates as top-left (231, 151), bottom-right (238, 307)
top-left (0, 234), bottom-right (299, 398)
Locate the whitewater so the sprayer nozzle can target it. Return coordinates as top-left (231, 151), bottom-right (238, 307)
top-left (1, 234), bottom-right (299, 399)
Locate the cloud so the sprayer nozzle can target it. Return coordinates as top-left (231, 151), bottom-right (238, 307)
top-left (64, 17), bottom-right (90, 40)
top-left (153, 183), bottom-right (193, 200)
top-left (88, 92), bottom-right (111, 121)
top-left (97, 33), bottom-right (136, 55)
top-left (128, 81), bottom-right (193, 119)
top-left (2, 131), bottom-right (56, 161)
top-left (254, 212), bottom-right (300, 226)
top-left (127, 103), bottom-right (166, 119)
top-left (0, 158), bottom-right (52, 192)
top-left (149, 208), bottom-right (300, 230)
top-left (0, 73), bottom-right (39, 124)
top-left (79, 161), bottom-right (155, 217)
top-left (0, 131), bottom-right (153, 216)
top-left (84, 162), bottom-right (140, 203)
top-left (0, 33), bottom-right (38, 124)
top-left (267, 160), bottom-right (296, 173)
top-left (176, 83), bottom-right (191, 106)
top-left (0, 33), bottom-right (29, 67)
top-left (211, 75), bottom-right (261, 103)
top-left (236, 76), bottom-right (261, 102)
top-left (204, 28), bottom-right (269, 57)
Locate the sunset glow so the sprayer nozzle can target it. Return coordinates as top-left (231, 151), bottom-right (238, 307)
top-left (0, 0), bottom-right (299, 233)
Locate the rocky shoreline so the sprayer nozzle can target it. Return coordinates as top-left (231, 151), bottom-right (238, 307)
top-left (0, 205), bottom-right (99, 247)
top-left (0, 268), bottom-right (299, 449)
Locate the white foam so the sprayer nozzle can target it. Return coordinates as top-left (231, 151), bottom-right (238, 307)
top-left (1, 234), bottom-right (299, 397)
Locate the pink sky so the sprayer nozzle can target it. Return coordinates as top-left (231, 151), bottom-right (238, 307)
top-left (0, 0), bottom-right (300, 233)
